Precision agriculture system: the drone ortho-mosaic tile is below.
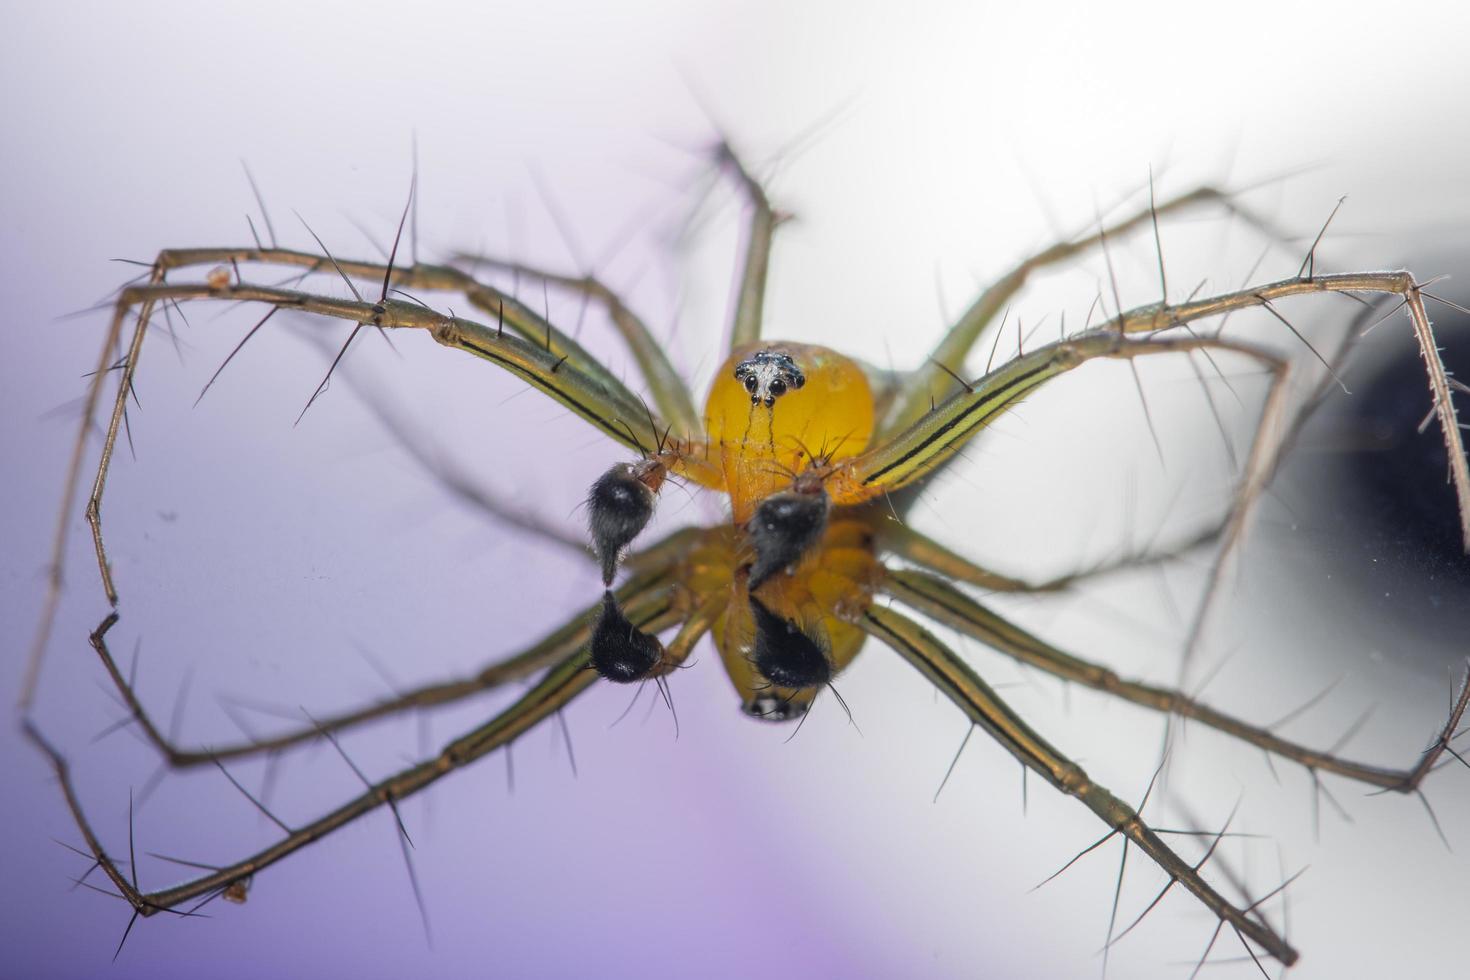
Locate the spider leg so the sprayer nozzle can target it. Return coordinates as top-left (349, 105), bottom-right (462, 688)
top-left (23, 244), bottom-right (723, 708)
top-left (451, 252), bottom-right (700, 438)
top-left (169, 246), bottom-right (652, 416)
top-left (97, 245), bottom-right (672, 448)
top-left (836, 273), bottom-right (1468, 551)
top-left (882, 183), bottom-right (1283, 436)
top-left (716, 139), bottom-right (781, 352)
top-left (21, 259), bottom-right (165, 712)
top-left (882, 566), bottom-right (1470, 793)
top-left (241, 246), bottom-right (631, 409)
top-left (857, 602), bottom-right (1298, 967)
top-left (875, 519), bottom-right (1221, 595)
top-left (80, 534), bottom-right (693, 768)
top-left (24, 598), bottom-right (682, 921)
top-left (1101, 272), bottom-right (1468, 548)
top-left (830, 329), bottom-right (1286, 502)
top-left (296, 327), bottom-right (590, 559)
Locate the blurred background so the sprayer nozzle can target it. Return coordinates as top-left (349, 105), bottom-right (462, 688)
top-left (3, 2), bottom-right (1468, 978)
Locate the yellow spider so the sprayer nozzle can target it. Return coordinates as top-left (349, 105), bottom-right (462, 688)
top-left (25, 139), bottom-right (1470, 976)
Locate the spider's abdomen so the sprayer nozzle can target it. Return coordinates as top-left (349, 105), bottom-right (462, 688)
top-left (705, 342), bottom-right (874, 520)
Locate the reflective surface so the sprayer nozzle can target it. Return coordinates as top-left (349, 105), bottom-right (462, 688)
top-left (4, 3), bottom-right (1470, 978)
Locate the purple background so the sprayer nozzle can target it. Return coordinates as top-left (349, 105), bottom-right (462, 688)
top-left (4, 3), bottom-right (1470, 978)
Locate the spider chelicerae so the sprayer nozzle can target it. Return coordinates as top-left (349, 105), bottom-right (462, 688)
top-left (24, 138), bottom-right (1470, 974)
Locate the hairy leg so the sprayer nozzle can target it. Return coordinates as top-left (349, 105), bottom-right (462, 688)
top-left (881, 565), bottom-right (1470, 792)
top-left (858, 602), bottom-right (1298, 965)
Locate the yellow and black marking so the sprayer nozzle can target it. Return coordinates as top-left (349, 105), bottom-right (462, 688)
top-left (705, 342), bottom-right (875, 521)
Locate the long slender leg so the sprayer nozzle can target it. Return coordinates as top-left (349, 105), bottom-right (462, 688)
top-left (297, 328), bottom-right (591, 560)
top-left (882, 185), bottom-right (1282, 436)
top-left (857, 602), bottom-right (1298, 966)
top-left (452, 253), bottom-right (701, 437)
top-left (830, 330), bottom-right (1287, 502)
top-left (76, 275), bottom-right (655, 574)
top-left (26, 600), bottom-right (682, 919)
top-left (83, 560), bottom-right (683, 767)
top-left (875, 519), bottom-right (1221, 594)
top-left (1106, 272), bottom-right (1470, 550)
top-left (717, 141), bottom-right (781, 352)
top-left (135, 247), bottom-right (654, 421)
top-left (22, 262), bottom-right (165, 712)
top-left (15, 242), bottom-right (724, 711)
top-left (882, 566), bottom-right (1470, 792)
top-left (845, 328), bottom-right (1293, 693)
top-left (836, 272), bottom-right (1468, 550)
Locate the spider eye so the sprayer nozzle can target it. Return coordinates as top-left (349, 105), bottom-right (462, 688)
top-left (743, 376), bottom-right (758, 394)
top-left (746, 488), bottom-right (831, 590)
top-left (769, 379), bottom-right (787, 397)
top-left (591, 592), bottom-right (664, 683)
top-left (587, 462), bottom-right (660, 585)
top-left (749, 597), bottom-right (830, 690)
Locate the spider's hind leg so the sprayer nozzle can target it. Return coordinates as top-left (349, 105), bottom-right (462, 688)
top-left (74, 536), bottom-right (696, 771)
top-left (858, 602), bottom-right (1300, 967)
top-left (875, 518), bottom-right (1221, 596)
top-left (27, 594), bottom-right (687, 924)
top-left (881, 565), bottom-right (1470, 794)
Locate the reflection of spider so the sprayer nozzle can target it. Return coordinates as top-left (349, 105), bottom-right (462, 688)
top-left (24, 140), bottom-right (1470, 973)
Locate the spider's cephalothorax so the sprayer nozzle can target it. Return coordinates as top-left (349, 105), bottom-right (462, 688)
top-left (733, 348), bottom-right (805, 407)
top-left (707, 342), bottom-right (874, 522)
top-left (587, 342), bottom-right (881, 717)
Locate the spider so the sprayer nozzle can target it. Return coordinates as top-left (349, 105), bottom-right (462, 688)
top-left (23, 137), bottom-right (1470, 976)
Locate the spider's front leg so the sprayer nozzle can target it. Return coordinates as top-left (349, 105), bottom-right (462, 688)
top-left (24, 251), bottom-right (667, 691)
top-left (834, 270), bottom-right (1469, 568)
top-left (25, 231), bottom-right (738, 708)
top-left (1101, 271), bottom-right (1470, 550)
top-left (880, 183), bottom-right (1283, 438)
top-left (716, 138), bottom-right (784, 353)
top-left (450, 253), bottom-right (701, 438)
top-left (827, 328), bottom-right (1286, 506)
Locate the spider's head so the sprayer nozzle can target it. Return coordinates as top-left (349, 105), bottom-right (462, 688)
top-left (734, 348), bottom-right (805, 408)
top-left (706, 342), bottom-right (874, 523)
